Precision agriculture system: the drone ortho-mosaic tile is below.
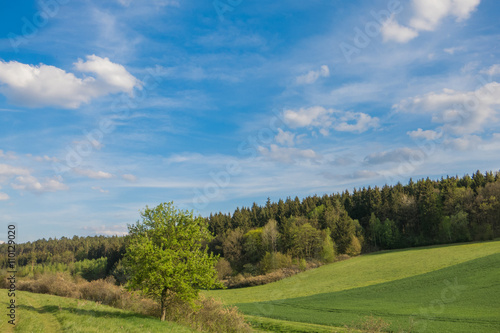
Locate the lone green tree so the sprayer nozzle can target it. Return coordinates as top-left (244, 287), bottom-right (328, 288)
top-left (125, 202), bottom-right (221, 321)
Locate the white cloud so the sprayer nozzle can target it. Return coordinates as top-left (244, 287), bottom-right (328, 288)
top-left (275, 129), bottom-right (295, 146)
top-left (74, 168), bottom-right (114, 179)
top-left (410, 0), bottom-right (480, 31)
top-left (258, 144), bottom-right (318, 164)
top-left (382, 0), bottom-right (480, 43)
top-left (0, 55), bottom-right (141, 109)
top-left (480, 64), bottom-right (500, 77)
top-left (479, 133), bottom-right (500, 151)
top-left (444, 46), bottom-right (465, 55)
top-left (122, 174), bottom-right (137, 182)
top-left (444, 135), bottom-right (482, 150)
top-left (0, 192), bottom-right (9, 201)
top-left (407, 128), bottom-right (443, 140)
top-left (296, 65), bottom-right (330, 85)
top-left (382, 15), bottom-right (419, 43)
top-left (364, 148), bottom-right (424, 165)
top-left (31, 155), bottom-right (59, 163)
top-left (283, 106), bottom-right (333, 128)
top-left (0, 164), bottom-right (30, 177)
top-left (333, 111), bottom-right (379, 133)
top-left (283, 106), bottom-right (378, 134)
top-left (395, 82), bottom-right (500, 134)
top-left (11, 176), bottom-right (68, 193)
top-left (0, 150), bottom-right (18, 160)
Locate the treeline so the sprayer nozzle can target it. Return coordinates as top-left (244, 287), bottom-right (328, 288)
top-left (206, 170), bottom-right (500, 274)
top-left (1, 170), bottom-right (499, 282)
top-left (0, 235), bottom-right (127, 280)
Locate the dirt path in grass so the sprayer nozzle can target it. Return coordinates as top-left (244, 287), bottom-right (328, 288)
top-left (17, 292), bottom-right (63, 332)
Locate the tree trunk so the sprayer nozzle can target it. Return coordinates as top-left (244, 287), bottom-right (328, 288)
top-left (160, 288), bottom-right (167, 321)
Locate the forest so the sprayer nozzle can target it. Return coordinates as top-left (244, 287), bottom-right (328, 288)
top-left (1, 170), bottom-right (499, 283)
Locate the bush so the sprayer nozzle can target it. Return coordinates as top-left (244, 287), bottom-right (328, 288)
top-left (17, 272), bottom-right (80, 298)
top-left (165, 296), bottom-right (251, 333)
top-left (259, 252), bottom-right (293, 274)
top-left (346, 236), bottom-right (362, 256)
top-left (299, 258), bottom-right (307, 271)
top-left (215, 257), bottom-right (233, 281)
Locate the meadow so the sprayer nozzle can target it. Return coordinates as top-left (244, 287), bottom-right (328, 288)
top-left (208, 240), bottom-right (500, 332)
top-left (0, 291), bottom-right (195, 333)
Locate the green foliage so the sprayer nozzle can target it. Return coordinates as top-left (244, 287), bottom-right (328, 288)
top-left (319, 228), bottom-right (336, 263)
top-left (259, 251), bottom-right (293, 274)
top-left (346, 235), bottom-right (362, 256)
top-left (73, 257), bottom-right (108, 281)
top-left (243, 228), bottom-right (264, 264)
top-left (290, 222), bottom-right (322, 258)
top-left (125, 202), bottom-right (222, 320)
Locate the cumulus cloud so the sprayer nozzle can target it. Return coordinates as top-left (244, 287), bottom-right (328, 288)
top-left (0, 55), bottom-right (141, 109)
top-left (333, 111), bottom-right (379, 133)
top-left (283, 106), bottom-right (378, 134)
top-left (296, 65), bottom-right (330, 85)
top-left (395, 82), bottom-right (500, 134)
top-left (407, 128), bottom-right (443, 140)
top-left (382, 15), bottom-right (419, 43)
top-left (258, 144), bottom-right (318, 164)
top-left (364, 148), bottom-right (424, 165)
top-left (283, 106), bottom-right (333, 128)
top-left (11, 176), bottom-right (68, 193)
top-left (382, 0), bottom-right (480, 43)
top-left (74, 168), bottom-right (114, 179)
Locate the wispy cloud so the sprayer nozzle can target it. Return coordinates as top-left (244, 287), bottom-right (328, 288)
top-left (296, 65), bottom-right (330, 85)
top-left (382, 0), bottom-right (481, 43)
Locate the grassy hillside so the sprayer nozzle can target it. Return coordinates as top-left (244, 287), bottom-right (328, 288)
top-left (208, 240), bottom-right (500, 332)
top-left (0, 290), bottom-right (195, 333)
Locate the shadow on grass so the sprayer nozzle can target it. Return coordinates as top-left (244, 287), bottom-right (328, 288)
top-left (18, 304), bottom-right (158, 321)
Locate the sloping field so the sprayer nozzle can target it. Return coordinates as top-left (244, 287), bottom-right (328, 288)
top-left (0, 290), bottom-right (194, 333)
top-left (208, 240), bottom-right (500, 332)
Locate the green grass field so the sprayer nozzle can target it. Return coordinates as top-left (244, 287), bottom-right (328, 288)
top-left (0, 290), bottom-right (195, 333)
top-left (208, 240), bottom-right (500, 332)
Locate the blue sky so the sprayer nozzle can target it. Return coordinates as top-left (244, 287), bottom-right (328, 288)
top-left (0, 0), bottom-right (499, 242)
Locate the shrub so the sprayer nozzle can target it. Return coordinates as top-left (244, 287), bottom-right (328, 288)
top-left (299, 258), bottom-right (307, 271)
top-left (215, 257), bottom-right (233, 281)
top-left (17, 272), bottom-right (80, 298)
top-left (165, 295), bottom-right (251, 333)
top-left (259, 252), bottom-right (293, 274)
top-left (346, 236), bottom-right (362, 256)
